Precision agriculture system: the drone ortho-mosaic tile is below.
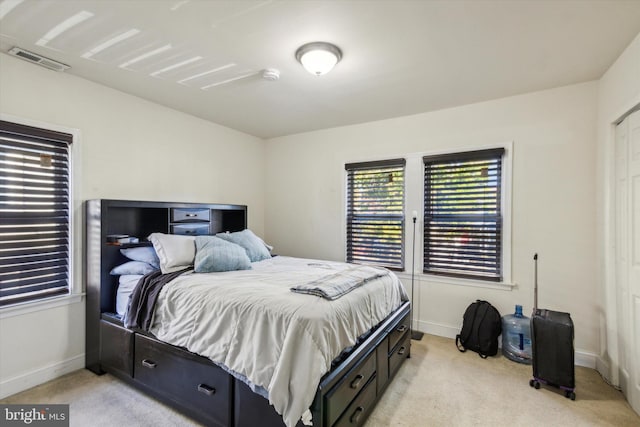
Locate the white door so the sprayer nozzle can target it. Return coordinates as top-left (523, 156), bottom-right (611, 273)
top-left (615, 109), bottom-right (640, 414)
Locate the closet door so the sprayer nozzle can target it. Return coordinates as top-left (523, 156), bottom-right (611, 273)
top-left (615, 109), bottom-right (640, 414)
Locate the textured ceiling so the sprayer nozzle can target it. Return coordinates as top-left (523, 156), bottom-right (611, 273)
top-left (1, 0), bottom-right (640, 138)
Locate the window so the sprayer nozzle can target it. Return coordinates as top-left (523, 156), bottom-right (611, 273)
top-left (0, 120), bottom-right (73, 306)
top-left (346, 158), bottom-right (405, 270)
top-left (423, 148), bottom-right (505, 281)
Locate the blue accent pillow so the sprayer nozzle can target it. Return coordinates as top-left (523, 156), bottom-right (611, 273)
top-left (194, 236), bottom-right (252, 273)
top-left (120, 246), bottom-right (160, 269)
top-left (216, 229), bottom-right (271, 262)
top-left (110, 260), bottom-right (157, 276)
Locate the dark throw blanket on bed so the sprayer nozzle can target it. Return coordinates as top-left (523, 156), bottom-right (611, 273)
top-left (123, 268), bottom-right (190, 331)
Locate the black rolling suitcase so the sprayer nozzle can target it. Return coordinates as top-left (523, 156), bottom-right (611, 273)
top-left (529, 254), bottom-right (576, 400)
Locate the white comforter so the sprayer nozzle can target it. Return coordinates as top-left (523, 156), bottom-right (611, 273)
top-left (149, 256), bottom-right (408, 427)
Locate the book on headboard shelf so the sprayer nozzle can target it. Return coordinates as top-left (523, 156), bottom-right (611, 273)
top-left (106, 234), bottom-right (139, 245)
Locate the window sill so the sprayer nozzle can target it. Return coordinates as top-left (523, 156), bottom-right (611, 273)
top-left (395, 271), bottom-right (515, 291)
top-left (0, 293), bottom-right (85, 319)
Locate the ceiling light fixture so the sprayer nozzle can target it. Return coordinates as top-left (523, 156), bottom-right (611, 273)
top-left (295, 42), bottom-right (342, 76)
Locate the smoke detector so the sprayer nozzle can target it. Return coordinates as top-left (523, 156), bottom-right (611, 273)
top-left (262, 68), bottom-right (280, 81)
top-left (8, 47), bottom-right (70, 72)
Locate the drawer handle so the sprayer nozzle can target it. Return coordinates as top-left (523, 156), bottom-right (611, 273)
top-left (186, 213), bottom-right (198, 217)
top-left (142, 359), bottom-right (156, 369)
top-left (197, 383), bottom-right (216, 396)
top-left (397, 346), bottom-right (407, 356)
top-left (396, 324), bottom-right (407, 333)
top-left (350, 406), bottom-right (364, 424)
top-left (350, 374), bottom-right (364, 389)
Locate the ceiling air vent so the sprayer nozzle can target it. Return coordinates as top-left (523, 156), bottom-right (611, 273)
top-left (8, 47), bottom-right (70, 72)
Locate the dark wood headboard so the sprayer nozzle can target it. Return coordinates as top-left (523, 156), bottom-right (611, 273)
top-left (84, 199), bottom-right (247, 372)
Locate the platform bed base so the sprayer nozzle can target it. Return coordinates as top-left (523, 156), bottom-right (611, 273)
top-left (85, 200), bottom-right (411, 427)
top-left (95, 302), bottom-right (410, 427)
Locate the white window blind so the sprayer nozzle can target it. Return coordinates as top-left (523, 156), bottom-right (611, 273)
top-left (346, 158), bottom-right (405, 270)
top-left (423, 148), bottom-right (504, 281)
top-left (0, 120), bottom-right (72, 306)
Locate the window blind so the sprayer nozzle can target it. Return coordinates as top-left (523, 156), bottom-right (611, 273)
top-left (0, 120), bottom-right (72, 306)
top-left (423, 148), bottom-right (504, 281)
top-left (346, 158), bottom-right (405, 270)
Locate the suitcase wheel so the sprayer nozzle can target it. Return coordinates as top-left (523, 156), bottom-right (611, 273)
top-left (565, 390), bottom-right (576, 400)
top-left (529, 379), bottom-right (541, 389)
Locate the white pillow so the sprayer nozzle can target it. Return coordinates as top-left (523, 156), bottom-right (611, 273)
top-left (116, 275), bottom-right (142, 317)
top-left (120, 246), bottom-right (160, 269)
top-left (109, 260), bottom-right (156, 276)
top-left (148, 233), bottom-right (196, 274)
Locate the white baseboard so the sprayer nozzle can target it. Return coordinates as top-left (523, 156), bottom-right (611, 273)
top-left (595, 355), bottom-right (613, 384)
top-left (574, 350), bottom-right (598, 369)
top-left (414, 319), bottom-right (597, 368)
top-left (415, 318), bottom-right (458, 339)
top-left (0, 354), bottom-right (85, 399)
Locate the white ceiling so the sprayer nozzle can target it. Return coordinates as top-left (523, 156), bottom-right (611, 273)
top-left (1, 0), bottom-right (640, 139)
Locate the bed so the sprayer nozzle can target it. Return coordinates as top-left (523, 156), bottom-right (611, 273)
top-left (85, 199), bottom-right (412, 427)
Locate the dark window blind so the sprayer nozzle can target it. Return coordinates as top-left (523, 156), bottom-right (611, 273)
top-left (0, 120), bottom-right (72, 306)
top-left (423, 148), bottom-right (504, 281)
top-left (346, 159), bottom-right (405, 270)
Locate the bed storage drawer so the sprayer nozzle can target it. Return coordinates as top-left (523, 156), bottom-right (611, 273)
top-left (100, 320), bottom-right (133, 377)
top-left (387, 312), bottom-right (410, 353)
top-left (134, 334), bottom-right (232, 426)
top-left (388, 333), bottom-right (410, 377)
top-left (375, 339), bottom-right (389, 395)
top-left (325, 351), bottom-right (376, 427)
top-left (333, 374), bottom-right (377, 427)
top-left (170, 223), bottom-right (210, 235)
top-left (170, 208), bottom-right (210, 223)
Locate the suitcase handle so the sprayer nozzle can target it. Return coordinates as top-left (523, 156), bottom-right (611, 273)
top-left (533, 253), bottom-right (538, 314)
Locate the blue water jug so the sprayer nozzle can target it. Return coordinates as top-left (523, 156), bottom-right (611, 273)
top-left (502, 305), bottom-right (532, 364)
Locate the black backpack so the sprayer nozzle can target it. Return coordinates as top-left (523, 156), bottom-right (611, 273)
top-left (456, 300), bottom-right (502, 358)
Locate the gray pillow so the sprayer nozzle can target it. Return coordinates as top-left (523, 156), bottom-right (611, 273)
top-left (120, 246), bottom-right (160, 269)
top-left (194, 236), bottom-right (252, 273)
top-left (110, 260), bottom-right (157, 276)
top-left (216, 229), bottom-right (271, 262)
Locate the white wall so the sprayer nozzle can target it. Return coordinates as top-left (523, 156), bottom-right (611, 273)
top-left (596, 32), bottom-right (640, 383)
top-left (3, 28), bottom-right (636, 397)
top-left (0, 53), bottom-right (265, 397)
top-left (265, 82), bottom-right (600, 363)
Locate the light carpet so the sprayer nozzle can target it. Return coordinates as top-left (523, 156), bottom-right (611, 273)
top-left (2, 334), bottom-right (638, 426)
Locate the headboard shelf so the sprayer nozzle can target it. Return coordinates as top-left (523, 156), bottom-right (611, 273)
top-left (85, 199), bottom-right (247, 373)
top-left (105, 242), bottom-right (153, 247)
